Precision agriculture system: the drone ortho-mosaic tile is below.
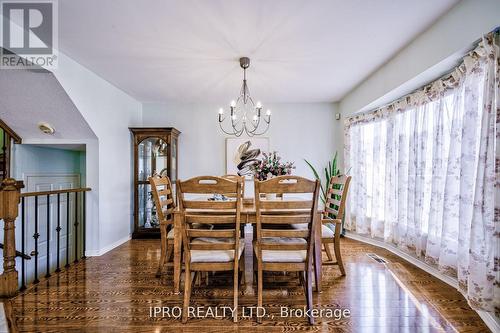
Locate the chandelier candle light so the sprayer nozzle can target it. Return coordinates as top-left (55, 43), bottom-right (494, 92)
top-left (218, 57), bottom-right (271, 137)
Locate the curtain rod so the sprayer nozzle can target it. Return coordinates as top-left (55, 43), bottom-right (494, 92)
top-left (352, 26), bottom-right (499, 118)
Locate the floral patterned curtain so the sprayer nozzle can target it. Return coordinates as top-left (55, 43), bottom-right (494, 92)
top-left (344, 32), bottom-right (499, 312)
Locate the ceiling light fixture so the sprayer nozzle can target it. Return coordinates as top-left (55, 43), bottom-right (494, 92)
top-left (217, 57), bottom-right (271, 137)
top-left (38, 122), bottom-right (55, 135)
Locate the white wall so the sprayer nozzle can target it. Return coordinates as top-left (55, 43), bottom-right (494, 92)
top-left (339, 0), bottom-right (500, 116)
top-left (12, 145), bottom-right (83, 179)
top-left (142, 102), bottom-right (341, 185)
top-left (52, 53), bottom-right (142, 255)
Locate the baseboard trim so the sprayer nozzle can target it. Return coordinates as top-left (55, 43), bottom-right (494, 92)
top-left (345, 232), bottom-right (499, 333)
top-left (477, 310), bottom-right (500, 333)
top-left (85, 234), bottom-right (132, 257)
top-left (84, 249), bottom-right (100, 256)
top-left (345, 232), bottom-right (458, 287)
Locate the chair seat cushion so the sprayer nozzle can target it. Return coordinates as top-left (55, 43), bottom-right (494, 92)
top-left (321, 225), bottom-right (334, 238)
top-left (290, 224), bottom-right (335, 238)
top-left (256, 237), bottom-right (307, 263)
top-left (290, 223), bottom-right (308, 230)
top-left (167, 228), bottom-right (175, 239)
top-left (190, 237), bottom-right (245, 263)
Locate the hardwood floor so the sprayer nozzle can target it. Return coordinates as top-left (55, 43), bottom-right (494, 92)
top-left (7, 237), bottom-right (490, 332)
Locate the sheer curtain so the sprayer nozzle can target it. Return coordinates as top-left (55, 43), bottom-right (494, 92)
top-left (344, 33), bottom-right (499, 312)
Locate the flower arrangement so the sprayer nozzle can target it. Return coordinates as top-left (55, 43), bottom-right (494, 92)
top-left (253, 151), bottom-right (295, 181)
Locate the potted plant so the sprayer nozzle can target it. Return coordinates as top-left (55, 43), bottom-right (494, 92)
top-left (304, 151), bottom-right (346, 204)
top-left (253, 151), bottom-right (295, 199)
top-left (304, 152), bottom-right (349, 235)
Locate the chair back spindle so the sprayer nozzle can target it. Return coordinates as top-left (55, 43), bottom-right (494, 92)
top-left (149, 174), bottom-right (176, 226)
top-left (320, 175), bottom-right (352, 276)
top-left (149, 174), bottom-right (176, 277)
top-left (324, 175), bottom-right (351, 220)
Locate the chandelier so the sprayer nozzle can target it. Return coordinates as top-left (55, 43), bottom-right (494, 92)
top-left (218, 57), bottom-right (271, 137)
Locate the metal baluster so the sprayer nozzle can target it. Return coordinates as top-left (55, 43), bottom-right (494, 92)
top-left (74, 192), bottom-right (78, 263)
top-left (65, 192), bottom-right (70, 268)
top-left (20, 197), bottom-right (26, 291)
top-left (55, 193), bottom-right (61, 272)
top-left (34, 196), bottom-right (39, 283)
top-left (45, 194), bottom-right (51, 278)
top-left (82, 191), bottom-right (86, 259)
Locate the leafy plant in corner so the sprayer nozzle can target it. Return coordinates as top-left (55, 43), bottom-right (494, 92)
top-left (304, 152), bottom-right (350, 236)
top-left (304, 151), bottom-right (343, 204)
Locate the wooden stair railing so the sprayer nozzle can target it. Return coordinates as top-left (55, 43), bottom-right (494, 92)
top-left (19, 186), bottom-right (91, 289)
top-left (0, 243), bottom-right (31, 260)
top-left (0, 179), bottom-right (90, 296)
top-left (0, 119), bottom-right (21, 182)
top-left (0, 178), bottom-right (23, 297)
top-left (0, 120), bottom-right (21, 144)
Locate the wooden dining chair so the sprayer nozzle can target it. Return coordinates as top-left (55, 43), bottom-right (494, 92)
top-left (321, 175), bottom-right (351, 275)
top-left (221, 174), bottom-right (245, 197)
top-left (253, 176), bottom-right (320, 325)
top-left (149, 174), bottom-right (176, 278)
top-left (177, 176), bottom-right (244, 323)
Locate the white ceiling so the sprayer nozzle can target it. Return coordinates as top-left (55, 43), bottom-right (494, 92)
top-left (59, 0), bottom-right (459, 103)
top-left (0, 69), bottom-right (96, 141)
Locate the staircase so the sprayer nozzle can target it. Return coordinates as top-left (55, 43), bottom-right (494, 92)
top-left (0, 119), bottom-right (22, 181)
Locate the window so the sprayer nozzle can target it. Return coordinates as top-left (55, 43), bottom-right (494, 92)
top-left (345, 33), bottom-right (498, 312)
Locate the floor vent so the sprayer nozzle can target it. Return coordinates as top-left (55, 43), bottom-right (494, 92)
top-left (367, 253), bottom-right (387, 264)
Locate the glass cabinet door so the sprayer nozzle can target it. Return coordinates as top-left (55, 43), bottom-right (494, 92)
top-left (170, 137), bottom-right (178, 202)
top-left (137, 137), bottom-right (168, 228)
top-left (138, 183), bottom-right (154, 228)
top-left (171, 138), bottom-right (177, 183)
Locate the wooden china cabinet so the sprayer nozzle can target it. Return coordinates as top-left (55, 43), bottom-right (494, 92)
top-left (130, 127), bottom-right (180, 238)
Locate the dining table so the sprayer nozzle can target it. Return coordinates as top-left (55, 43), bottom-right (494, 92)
top-left (171, 198), bottom-right (324, 293)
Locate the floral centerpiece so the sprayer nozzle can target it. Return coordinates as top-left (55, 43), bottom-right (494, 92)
top-left (252, 151), bottom-right (295, 181)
